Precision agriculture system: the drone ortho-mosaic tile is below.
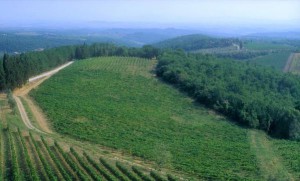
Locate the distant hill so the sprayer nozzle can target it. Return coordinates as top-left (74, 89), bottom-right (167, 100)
top-left (153, 34), bottom-right (241, 51)
top-left (243, 32), bottom-right (300, 40)
top-left (99, 28), bottom-right (197, 45)
top-left (0, 28), bottom-right (196, 53)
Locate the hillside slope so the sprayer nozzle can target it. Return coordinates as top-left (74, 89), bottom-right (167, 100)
top-left (28, 56), bottom-right (300, 180)
top-left (29, 56), bottom-right (278, 180)
top-left (0, 92), bottom-right (174, 181)
top-left (153, 34), bottom-right (240, 51)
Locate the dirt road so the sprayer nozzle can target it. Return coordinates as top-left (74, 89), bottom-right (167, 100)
top-left (283, 53), bottom-right (295, 72)
top-left (14, 61), bottom-right (74, 133)
top-left (29, 61), bottom-right (73, 82)
top-left (14, 95), bottom-right (45, 133)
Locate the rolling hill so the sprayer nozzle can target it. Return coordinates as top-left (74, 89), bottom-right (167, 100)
top-left (28, 56), bottom-right (300, 180)
top-left (153, 34), bottom-right (241, 51)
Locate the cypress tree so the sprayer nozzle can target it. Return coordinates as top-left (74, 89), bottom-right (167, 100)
top-left (0, 59), bottom-right (6, 90)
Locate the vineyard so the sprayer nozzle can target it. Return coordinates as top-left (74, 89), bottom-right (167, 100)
top-left (248, 51), bottom-right (291, 70)
top-left (0, 56), bottom-right (298, 180)
top-left (286, 53), bottom-right (300, 74)
top-left (0, 126), bottom-right (175, 181)
top-left (30, 57), bottom-right (266, 180)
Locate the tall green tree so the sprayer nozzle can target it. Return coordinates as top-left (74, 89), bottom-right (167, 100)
top-left (0, 59), bottom-right (6, 90)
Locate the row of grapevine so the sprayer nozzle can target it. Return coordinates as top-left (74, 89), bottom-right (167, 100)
top-left (54, 141), bottom-right (90, 181)
top-left (8, 128), bottom-right (21, 180)
top-left (150, 171), bottom-right (168, 181)
top-left (13, 131), bottom-right (34, 180)
top-left (167, 174), bottom-right (178, 181)
top-left (70, 147), bottom-right (102, 181)
top-left (2, 128), bottom-right (12, 180)
top-left (17, 129), bottom-right (40, 181)
top-left (29, 133), bottom-right (58, 181)
top-left (40, 136), bottom-right (73, 181)
top-left (1, 128), bottom-right (180, 181)
top-left (132, 166), bottom-right (153, 181)
top-left (25, 135), bottom-right (49, 180)
top-left (100, 157), bottom-right (130, 181)
top-left (0, 128), bottom-right (1, 180)
top-left (83, 152), bottom-right (117, 181)
top-left (116, 161), bottom-right (141, 181)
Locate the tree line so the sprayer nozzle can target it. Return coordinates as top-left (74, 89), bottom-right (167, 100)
top-left (214, 50), bottom-right (269, 60)
top-left (153, 34), bottom-right (242, 51)
top-left (156, 50), bottom-right (300, 140)
top-left (0, 43), bottom-right (159, 90)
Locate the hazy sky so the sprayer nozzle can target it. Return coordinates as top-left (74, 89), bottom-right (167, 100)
top-left (1, 0), bottom-right (300, 27)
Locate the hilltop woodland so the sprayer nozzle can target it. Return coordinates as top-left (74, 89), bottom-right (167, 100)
top-left (156, 51), bottom-right (300, 140)
top-left (0, 43), bottom-right (159, 90)
top-left (153, 34), bottom-right (242, 51)
top-left (1, 43), bottom-right (300, 140)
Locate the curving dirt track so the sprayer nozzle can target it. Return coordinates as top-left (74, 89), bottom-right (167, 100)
top-left (14, 95), bottom-right (45, 133)
top-left (14, 61), bottom-right (74, 133)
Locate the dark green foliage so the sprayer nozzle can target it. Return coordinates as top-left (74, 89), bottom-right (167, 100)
top-left (153, 34), bottom-right (241, 51)
top-left (73, 43), bottom-right (159, 60)
top-left (0, 59), bottom-right (6, 89)
top-left (215, 50), bottom-right (269, 60)
top-left (1, 46), bottom-right (74, 90)
top-left (156, 51), bottom-right (300, 140)
top-left (141, 45), bottom-right (160, 59)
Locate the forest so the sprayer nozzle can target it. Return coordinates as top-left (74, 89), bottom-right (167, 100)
top-left (156, 51), bottom-right (300, 140)
top-left (0, 43), bottom-right (159, 90)
top-left (214, 50), bottom-right (269, 60)
top-left (153, 34), bottom-right (242, 51)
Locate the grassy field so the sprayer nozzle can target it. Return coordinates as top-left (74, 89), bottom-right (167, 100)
top-left (29, 56), bottom-right (265, 180)
top-left (272, 139), bottom-right (300, 179)
top-left (248, 51), bottom-right (291, 70)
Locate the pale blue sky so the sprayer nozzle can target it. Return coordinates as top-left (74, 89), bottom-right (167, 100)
top-left (1, 0), bottom-right (299, 27)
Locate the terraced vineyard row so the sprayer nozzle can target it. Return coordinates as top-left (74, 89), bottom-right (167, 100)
top-left (0, 127), bottom-right (177, 181)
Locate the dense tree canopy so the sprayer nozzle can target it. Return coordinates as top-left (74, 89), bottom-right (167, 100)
top-left (156, 51), bottom-right (300, 140)
top-left (153, 34), bottom-right (241, 51)
top-left (214, 51), bottom-right (269, 60)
